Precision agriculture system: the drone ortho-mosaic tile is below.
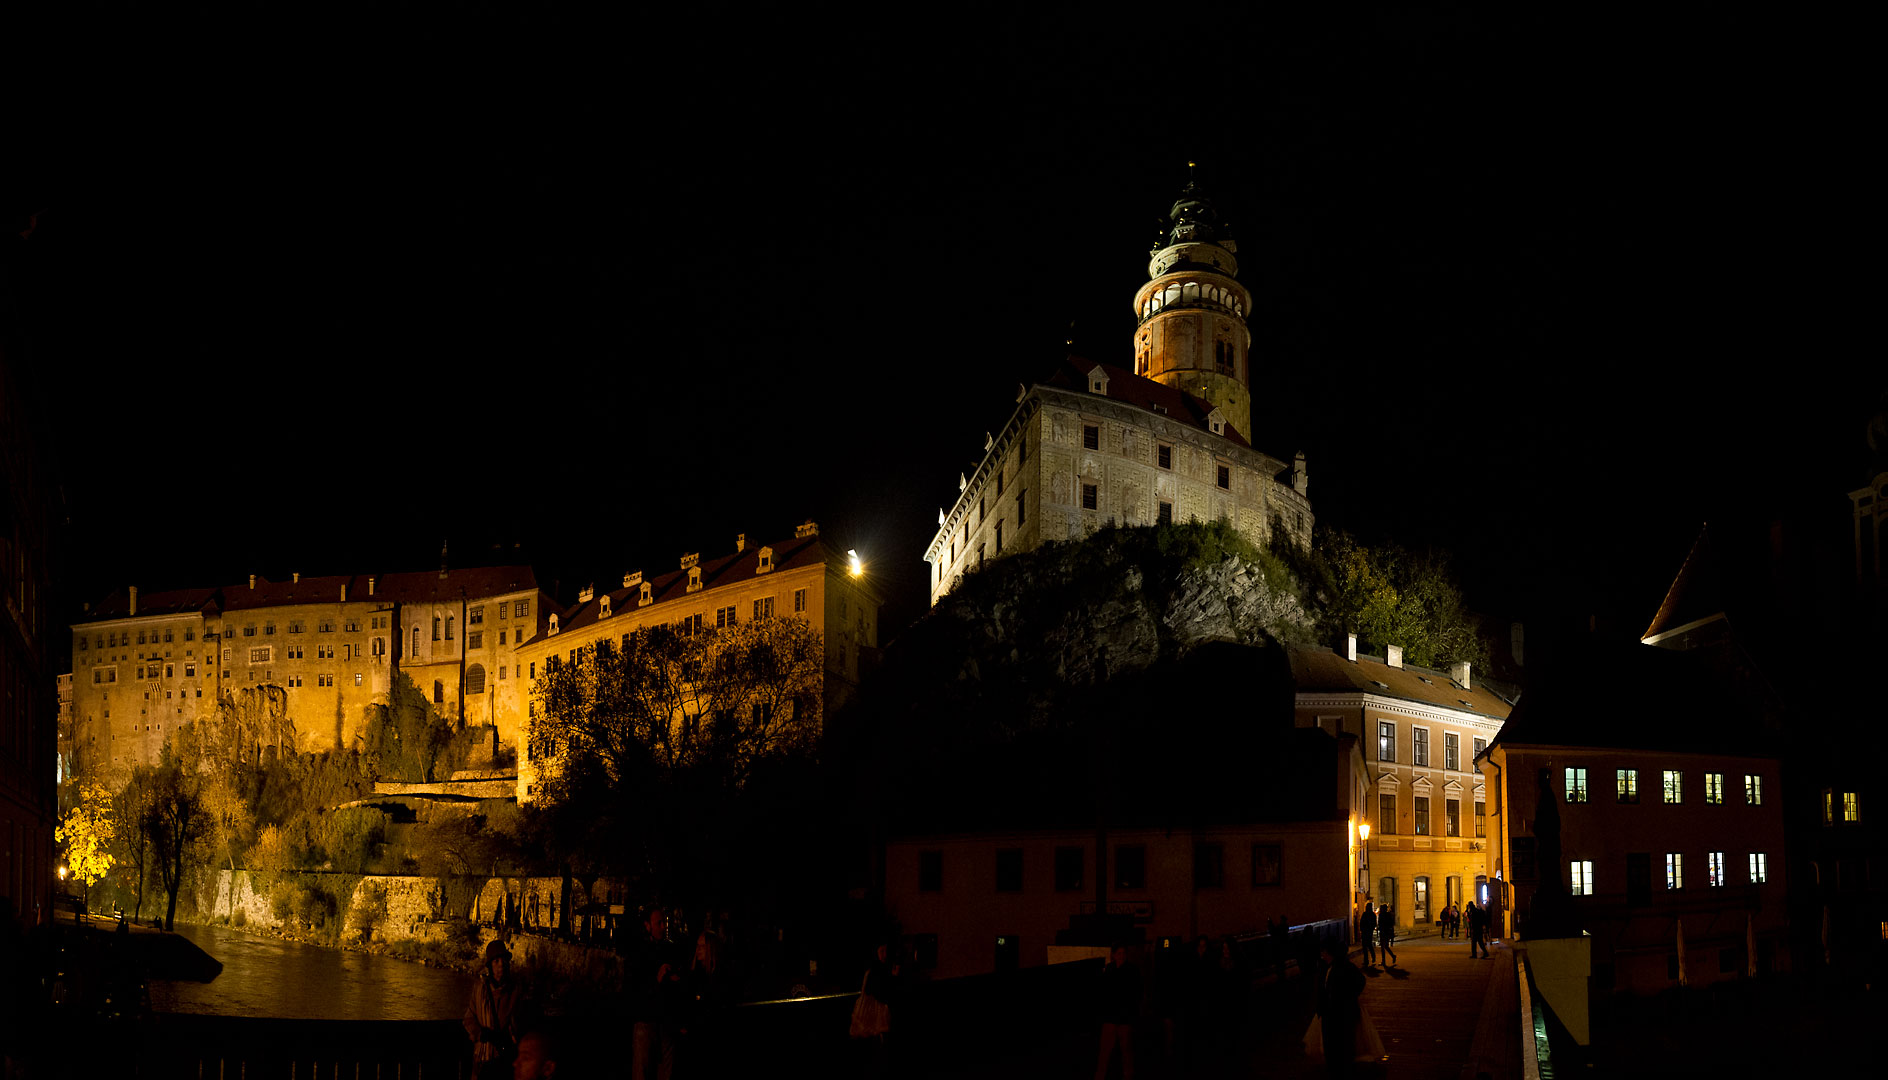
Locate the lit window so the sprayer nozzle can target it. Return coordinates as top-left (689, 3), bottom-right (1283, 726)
top-left (1666, 852), bottom-right (1684, 889)
top-left (1704, 773), bottom-right (1724, 804)
top-left (1744, 774), bottom-right (1762, 805)
top-left (1414, 796), bottom-right (1430, 835)
top-left (1570, 860), bottom-right (1594, 896)
top-left (1662, 770), bottom-right (1682, 804)
top-left (1707, 852), bottom-right (1725, 887)
top-left (1565, 767), bottom-right (1588, 803)
top-left (1378, 721), bottom-right (1395, 763)
top-left (1749, 853), bottom-right (1767, 884)
top-left (1617, 769), bottom-right (1638, 803)
top-left (1844, 791), bottom-right (1859, 822)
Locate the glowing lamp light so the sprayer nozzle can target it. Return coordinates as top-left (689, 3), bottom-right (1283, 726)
top-left (57, 864), bottom-right (67, 881)
top-left (847, 549), bottom-right (863, 577)
top-left (1357, 823), bottom-right (1370, 843)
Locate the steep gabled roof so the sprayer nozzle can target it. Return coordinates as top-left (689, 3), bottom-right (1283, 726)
top-left (1041, 355), bottom-right (1254, 450)
top-left (1641, 525), bottom-right (1727, 644)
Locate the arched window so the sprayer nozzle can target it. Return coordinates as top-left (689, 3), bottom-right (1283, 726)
top-left (466, 664), bottom-right (486, 695)
top-left (413, 626), bottom-right (422, 654)
top-left (433, 680), bottom-right (444, 704)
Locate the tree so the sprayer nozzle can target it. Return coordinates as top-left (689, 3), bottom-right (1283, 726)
top-left (365, 675), bottom-right (454, 782)
top-left (55, 780), bottom-right (116, 907)
top-left (1289, 529), bottom-right (1490, 670)
top-left (145, 765), bottom-right (209, 931)
top-left (111, 769), bottom-right (156, 921)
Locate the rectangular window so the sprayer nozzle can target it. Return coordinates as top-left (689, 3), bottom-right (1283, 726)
top-left (715, 605), bottom-right (736, 628)
top-left (753, 596), bottom-right (775, 620)
top-left (1380, 793), bottom-right (1397, 834)
top-left (1157, 443), bottom-right (1172, 470)
top-left (1473, 737), bottom-right (1486, 760)
top-left (469, 606), bottom-right (484, 625)
top-left (1707, 851), bottom-right (1725, 887)
top-left (793, 588), bottom-right (807, 614)
top-left (1445, 733), bottom-right (1459, 771)
top-left (995, 521), bottom-right (1003, 551)
top-left (1618, 769), bottom-right (1639, 803)
top-left (1844, 792), bottom-right (1859, 822)
top-left (1445, 798), bottom-right (1460, 837)
top-left (1216, 464), bottom-right (1230, 489)
top-left (1081, 483), bottom-right (1098, 510)
top-left (1115, 845), bottom-right (1146, 889)
top-left (1054, 846), bottom-right (1084, 892)
top-left (1571, 860), bottom-right (1594, 896)
top-left (1413, 727), bottom-right (1429, 766)
top-left (1157, 500), bottom-right (1173, 525)
top-left (515, 600), bottom-right (529, 618)
top-left (1565, 767), bottom-right (1588, 803)
top-left (918, 851), bottom-right (942, 892)
top-left (355, 673), bottom-right (363, 686)
top-left (1193, 842), bottom-right (1224, 890)
top-left (433, 618), bottom-right (441, 641)
top-left (1704, 773), bottom-right (1724, 804)
top-left (1666, 852), bottom-right (1684, 890)
top-left (1744, 774), bottom-right (1762, 805)
top-left (1474, 801), bottom-right (1486, 838)
top-left (1251, 843), bottom-right (1282, 886)
top-left (185, 663), bottom-right (196, 677)
top-left (1083, 424), bottom-right (1099, 450)
top-left (1662, 770), bottom-right (1682, 804)
top-left (1749, 852), bottom-right (1767, 883)
top-left (1378, 721), bottom-right (1396, 763)
top-left (1825, 790), bottom-right (1834, 824)
top-left (249, 647), bottom-right (271, 663)
top-left (446, 617), bottom-right (454, 640)
top-left (1414, 796), bottom-right (1430, 835)
top-left (977, 543), bottom-right (985, 568)
top-left (995, 848), bottom-right (1023, 893)
top-left (468, 631), bottom-right (483, 650)
top-left (1016, 489), bottom-right (1027, 525)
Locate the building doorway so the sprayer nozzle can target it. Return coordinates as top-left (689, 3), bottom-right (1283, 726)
top-left (1413, 877), bottom-right (1430, 926)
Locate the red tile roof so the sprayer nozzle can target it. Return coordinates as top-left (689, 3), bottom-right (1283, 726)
top-left (79, 588), bottom-right (220, 623)
top-left (522, 532), bottom-right (836, 646)
top-left (1042, 356), bottom-right (1253, 449)
top-left (1288, 643), bottom-right (1513, 720)
top-left (76, 567), bottom-right (543, 624)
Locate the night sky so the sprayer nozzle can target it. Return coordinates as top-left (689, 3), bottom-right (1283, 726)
top-left (8, 6), bottom-right (1873, 655)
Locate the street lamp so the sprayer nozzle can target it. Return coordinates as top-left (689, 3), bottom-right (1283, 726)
top-left (1356, 822), bottom-right (1371, 896)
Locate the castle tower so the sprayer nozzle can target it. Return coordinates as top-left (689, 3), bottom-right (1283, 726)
top-left (1131, 171), bottom-right (1254, 442)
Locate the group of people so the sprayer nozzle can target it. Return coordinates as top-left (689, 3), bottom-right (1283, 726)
top-left (464, 904), bottom-right (739, 1080)
top-left (1355, 902), bottom-right (1398, 968)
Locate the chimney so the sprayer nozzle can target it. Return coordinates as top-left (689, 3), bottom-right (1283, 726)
top-left (439, 541), bottom-right (450, 580)
top-left (577, 584), bottom-right (595, 604)
top-left (249, 575), bottom-right (256, 590)
top-left (796, 520), bottom-right (819, 539)
top-left (736, 533), bottom-right (746, 553)
top-left (1345, 632), bottom-right (1357, 662)
top-left (1386, 645), bottom-right (1404, 669)
top-left (129, 586), bottom-right (138, 616)
top-left (292, 572), bottom-right (300, 584)
top-left (340, 582), bottom-right (348, 602)
top-left (623, 570), bottom-right (642, 589)
top-left (368, 576), bottom-right (377, 597)
top-left (1450, 661), bottom-right (1473, 690)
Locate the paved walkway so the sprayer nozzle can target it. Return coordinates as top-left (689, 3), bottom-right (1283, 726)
top-left (1343, 932), bottom-right (1517, 1080)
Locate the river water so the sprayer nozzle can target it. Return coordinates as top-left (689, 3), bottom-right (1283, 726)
top-left (147, 923), bottom-right (474, 1020)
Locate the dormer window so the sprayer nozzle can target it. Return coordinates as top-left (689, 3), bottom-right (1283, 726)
top-left (757, 546), bottom-right (774, 574)
top-left (1087, 364), bottom-right (1110, 396)
top-left (1205, 407), bottom-right (1226, 437)
top-left (640, 581), bottom-right (653, 605)
top-left (548, 613), bottom-right (560, 636)
top-left (687, 567), bottom-right (702, 593)
top-left (599, 595), bottom-right (612, 617)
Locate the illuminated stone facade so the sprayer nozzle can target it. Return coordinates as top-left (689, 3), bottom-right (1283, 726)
top-left (1291, 639), bottom-right (1512, 933)
top-left (514, 523), bottom-right (882, 802)
top-left (926, 181), bottom-right (1311, 605)
top-left (68, 567), bottom-right (553, 776)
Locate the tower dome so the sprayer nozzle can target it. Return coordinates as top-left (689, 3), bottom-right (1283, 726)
top-left (1132, 168), bottom-right (1254, 442)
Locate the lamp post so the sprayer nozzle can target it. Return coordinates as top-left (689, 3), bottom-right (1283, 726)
top-left (1357, 822), bottom-right (1371, 897)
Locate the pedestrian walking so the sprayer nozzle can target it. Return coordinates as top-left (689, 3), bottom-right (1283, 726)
top-left (1357, 903), bottom-right (1378, 968)
top-left (1309, 938), bottom-right (1364, 1077)
top-left (1094, 944), bottom-right (1141, 1080)
top-left (463, 939), bottom-right (524, 1080)
top-left (1467, 900), bottom-right (1490, 958)
top-left (1377, 907), bottom-right (1397, 967)
top-left (631, 906), bottom-right (682, 1080)
top-left (683, 931), bottom-right (735, 1076)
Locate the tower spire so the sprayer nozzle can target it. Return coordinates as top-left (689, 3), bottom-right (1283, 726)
top-left (1132, 170), bottom-right (1254, 441)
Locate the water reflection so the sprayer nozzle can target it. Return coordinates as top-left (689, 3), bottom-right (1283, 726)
top-left (148, 924), bottom-right (473, 1020)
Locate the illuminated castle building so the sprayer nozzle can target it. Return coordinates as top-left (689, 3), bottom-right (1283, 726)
top-left (925, 177), bottom-right (1312, 604)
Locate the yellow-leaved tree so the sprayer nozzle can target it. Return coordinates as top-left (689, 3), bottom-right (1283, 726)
top-left (56, 779), bottom-right (117, 887)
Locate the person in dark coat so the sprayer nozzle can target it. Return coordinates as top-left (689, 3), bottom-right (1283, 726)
top-left (464, 939), bottom-right (524, 1080)
top-left (1094, 944), bottom-right (1141, 1080)
top-left (682, 930), bottom-right (736, 1075)
top-left (1315, 939), bottom-right (1364, 1077)
top-left (1467, 900), bottom-right (1490, 958)
top-left (1357, 903), bottom-right (1378, 968)
top-left (1377, 907), bottom-right (1398, 967)
top-left (630, 906), bottom-right (682, 1080)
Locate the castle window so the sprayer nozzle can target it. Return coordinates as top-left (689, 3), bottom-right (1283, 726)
top-left (794, 588), bottom-right (807, 613)
top-left (468, 631), bottom-right (483, 650)
top-left (469, 606), bottom-right (483, 625)
top-left (413, 626), bottom-right (422, 654)
top-left (1083, 425), bottom-right (1098, 450)
top-left (977, 544), bottom-right (986, 568)
top-left (995, 471), bottom-right (1003, 496)
top-left (1081, 484), bottom-right (1098, 510)
top-left (1019, 432), bottom-right (1028, 462)
top-left (184, 628), bottom-right (194, 641)
top-left (716, 605), bottom-right (736, 628)
top-left (1216, 465), bottom-right (1230, 489)
top-left (1158, 444), bottom-right (1172, 470)
top-left (1158, 501), bottom-right (1173, 525)
top-left (433, 618), bottom-right (441, 641)
top-left (753, 596), bottom-right (774, 620)
top-left (995, 521), bottom-right (1003, 551)
top-left (433, 680), bottom-right (444, 704)
top-left (1016, 489), bottom-right (1027, 525)
top-left (514, 600), bottom-right (530, 618)
top-left (978, 495), bottom-right (984, 524)
top-left (446, 617), bottom-right (454, 640)
top-left (466, 664), bottom-right (486, 694)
